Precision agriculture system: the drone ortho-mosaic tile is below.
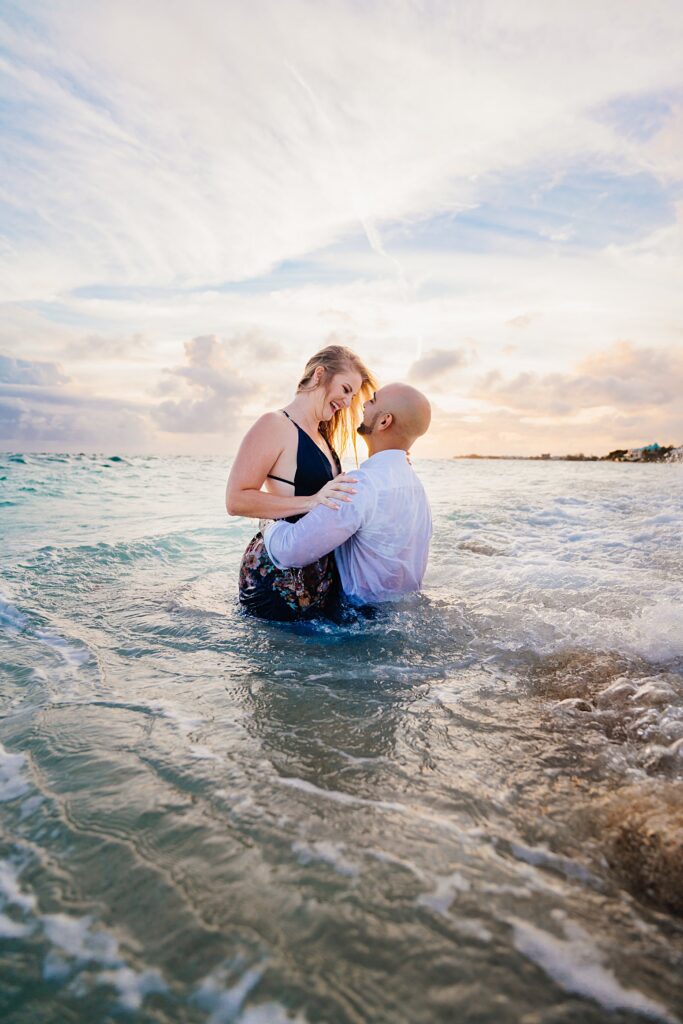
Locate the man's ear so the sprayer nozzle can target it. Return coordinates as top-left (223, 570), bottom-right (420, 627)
top-left (378, 412), bottom-right (393, 431)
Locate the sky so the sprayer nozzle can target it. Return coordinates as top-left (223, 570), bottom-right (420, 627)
top-left (1, 0), bottom-right (682, 458)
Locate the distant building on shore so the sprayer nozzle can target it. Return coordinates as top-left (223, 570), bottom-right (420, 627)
top-left (606, 443), bottom-right (679, 462)
top-left (625, 442), bottom-right (662, 461)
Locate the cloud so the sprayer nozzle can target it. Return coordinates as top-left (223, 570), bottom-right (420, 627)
top-left (506, 314), bottom-right (534, 329)
top-left (408, 347), bottom-right (471, 385)
top-left (152, 333), bottom-right (273, 433)
top-left (0, 383), bottom-right (143, 409)
top-left (576, 341), bottom-right (683, 404)
top-left (1, 4), bottom-right (682, 457)
top-left (0, 353), bottom-right (68, 386)
top-left (429, 402), bottom-right (683, 459)
top-left (472, 342), bottom-right (683, 417)
top-left (0, 395), bottom-right (150, 449)
top-left (642, 102), bottom-right (683, 182)
top-left (0, 391), bottom-right (150, 450)
top-left (2, 1), bottom-right (683, 300)
top-left (63, 333), bottom-right (147, 360)
top-left (0, 352), bottom-right (152, 449)
top-left (0, 400), bottom-right (21, 435)
top-left (0, 399), bottom-right (149, 448)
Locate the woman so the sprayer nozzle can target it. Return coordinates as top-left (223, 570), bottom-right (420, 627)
top-left (226, 345), bottom-right (377, 621)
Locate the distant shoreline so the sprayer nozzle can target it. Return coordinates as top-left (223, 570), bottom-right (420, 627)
top-left (454, 449), bottom-right (682, 463)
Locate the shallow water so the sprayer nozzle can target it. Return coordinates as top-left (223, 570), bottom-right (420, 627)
top-left (1, 453), bottom-right (682, 1023)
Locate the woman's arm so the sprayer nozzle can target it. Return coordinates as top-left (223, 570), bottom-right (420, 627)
top-left (225, 413), bottom-right (355, 519)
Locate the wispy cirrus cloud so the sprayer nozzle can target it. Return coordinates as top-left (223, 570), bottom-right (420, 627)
top-left (2, 0), bottom-right (683, 302)
top-left (1, 1), bottom-right (682, 454)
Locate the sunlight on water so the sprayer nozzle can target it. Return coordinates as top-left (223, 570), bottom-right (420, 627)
top-left (1, 454), bottom-right (682, 1023)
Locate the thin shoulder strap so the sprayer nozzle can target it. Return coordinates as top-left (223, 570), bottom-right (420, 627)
top-left (267, 472), bottom-right (295, 486)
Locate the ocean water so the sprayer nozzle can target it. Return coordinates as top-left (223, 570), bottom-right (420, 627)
top-left (1, 452), bottom-right (682, 1024)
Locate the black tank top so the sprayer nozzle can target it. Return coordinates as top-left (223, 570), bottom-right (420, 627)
top-left (267, 411), bottom-right (341, 522)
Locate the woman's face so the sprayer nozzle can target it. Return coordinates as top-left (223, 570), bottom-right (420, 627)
top-left (319, 368), bottom-right (363, 420)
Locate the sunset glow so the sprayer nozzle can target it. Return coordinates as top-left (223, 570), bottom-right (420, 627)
top-left (1, 1), bottom-right (682, 457)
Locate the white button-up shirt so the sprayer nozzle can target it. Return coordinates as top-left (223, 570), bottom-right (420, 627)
top-left (263, 449), bottom-right (432, 605)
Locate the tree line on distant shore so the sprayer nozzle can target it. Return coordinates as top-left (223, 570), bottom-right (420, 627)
top-left (456, 445), bottom-right (680, 462)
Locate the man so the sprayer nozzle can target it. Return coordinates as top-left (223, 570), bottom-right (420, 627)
top-left (263, 383), bottom-right (432, 607)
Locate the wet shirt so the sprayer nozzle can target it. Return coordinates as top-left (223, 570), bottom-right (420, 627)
top-left (263, 449), bottom-right (432, 605)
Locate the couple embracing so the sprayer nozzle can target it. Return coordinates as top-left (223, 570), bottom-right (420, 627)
top-left (226, 345), bottom-right (432, 622)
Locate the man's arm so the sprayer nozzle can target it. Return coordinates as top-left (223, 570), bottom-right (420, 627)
top-left (264, 478), bottom-right (371, 568)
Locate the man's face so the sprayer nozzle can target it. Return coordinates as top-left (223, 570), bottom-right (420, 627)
top-left (358, 390), bottom-right (384, 435)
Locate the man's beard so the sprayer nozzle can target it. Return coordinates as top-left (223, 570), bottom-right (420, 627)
top-left (357, 420), bottom-right (373, 435)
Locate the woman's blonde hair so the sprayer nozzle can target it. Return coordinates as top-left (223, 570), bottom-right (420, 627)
top-left (297, 345), bottom-right (377, 462)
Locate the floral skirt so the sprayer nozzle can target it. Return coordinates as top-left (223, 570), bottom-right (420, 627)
top-left (238, 532), bottom-right (339, 622)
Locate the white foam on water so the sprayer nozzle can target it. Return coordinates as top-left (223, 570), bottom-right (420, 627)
top-left (147, 700), bottom-right (220, 761)
top-left (476, 590), bottom-right (683, 666)
top-left (43, 951), bottom-right (73, 982)
top-left (511, 916), bottom-right (680, 1023)
top-left (434, 462), bottom-right (683, 668)
top-left (19, 794), bottom-right (44, 819)
top-left (40, 913), bottom-right (169, 1008)
top-left (0, 857), bottom-right (168, 1011)
top-left (96, 965), bottom-right (167, 1011)
top-left (0, 911), bottom-right (33, 939)
top-left (277, 775), bottom-right (405, 813)
top-left (192, 963), bottom-right (263, 1024)
top-left (623, 602), bottom-right (683, 662)
top-left (509, 842), bottom-right (602, 888)
top-left (0, 741), bottom-right (30, 803)
top-left (189, 746), bottom-right (221, 761)
top-left (0, 594), bottom-right (94, 690)
top-left (417, 871), bottom-right (471, 917)
top-left (292, 839), bottom-right (360, 878)
top-left (0, 593), bottom-right (28, 631)
top-left (34, 630), bottom-right (93, 667)
top-left (240, 1003), bottom-right (308, 1023)
top-left (42, 913), bottom-right (120, 964)
top-left (367, 848), bottom-right (426, 881)
top-left (0, 858), bottom-right (36, 913)
top-left (450, 916), bottom-right (493, 943)
top-left (148, 701), bottom-right (203, 732)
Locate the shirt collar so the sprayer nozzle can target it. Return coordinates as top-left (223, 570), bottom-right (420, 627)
top-left (362, 449), bottom-right (410, 467)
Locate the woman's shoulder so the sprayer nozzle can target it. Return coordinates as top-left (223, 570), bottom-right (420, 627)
top-left (248, 410), bottom-right (295, 437)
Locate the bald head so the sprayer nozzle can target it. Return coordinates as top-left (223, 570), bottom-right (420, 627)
top-left (359, 382), bottom-right (431, 452)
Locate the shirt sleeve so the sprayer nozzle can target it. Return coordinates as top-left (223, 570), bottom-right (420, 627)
top-left (263, 477), bottom-right (372, 569)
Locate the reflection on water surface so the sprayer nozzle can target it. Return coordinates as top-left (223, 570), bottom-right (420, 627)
top-left (1, 454), bottom-right (682, 1022)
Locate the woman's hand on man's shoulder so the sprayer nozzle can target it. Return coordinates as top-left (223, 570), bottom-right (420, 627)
top-left (306, 473), bottom-right (358, 512)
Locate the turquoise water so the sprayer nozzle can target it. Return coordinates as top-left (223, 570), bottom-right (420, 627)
top-left (1, 453), bottom-right (683, 1023)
